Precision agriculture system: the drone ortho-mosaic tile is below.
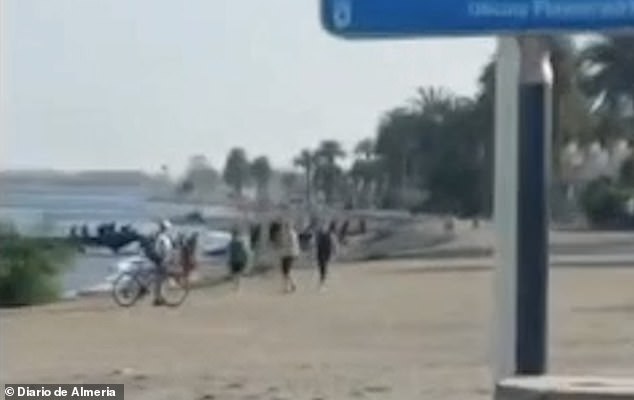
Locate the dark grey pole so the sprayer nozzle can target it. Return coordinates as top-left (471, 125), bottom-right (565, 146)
top-left (515, 36), bottom-right (552, 375)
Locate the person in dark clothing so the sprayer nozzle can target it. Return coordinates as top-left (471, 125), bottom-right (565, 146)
top-left (316, 224), bottom-right (337, 287)
top-left (228, 227), bottom-right (250, 291)
top-left (328, 220), bottom-right (337, 235)
top-left (179, 233), bottom-right (198, 279)
top-left (250, 224), bottom-right (261, 249)
top-left (269, 220), bottom-right (282, 246)
top-left (338, 219), bottom-right (349, 244)
top-left (298, 230), bottom-right (313, 252)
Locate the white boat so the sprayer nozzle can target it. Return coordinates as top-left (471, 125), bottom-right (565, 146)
top-left (106, 255), bottom-right (155, 282)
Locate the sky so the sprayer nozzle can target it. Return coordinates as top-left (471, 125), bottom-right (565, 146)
top-left (0, 0), bottom-right (495, 174)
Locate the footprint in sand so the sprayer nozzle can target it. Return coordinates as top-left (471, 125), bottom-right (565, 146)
top-left (198, 394), bottom-right (215, 400)
top-left (225, 382), bottom-right (245, 390)
top-left (111, 367), bottom-right (147, 381)
top-left (130, 382), bottom-right (147, 391)
top-left (363, 385), bottom-right (391, 394)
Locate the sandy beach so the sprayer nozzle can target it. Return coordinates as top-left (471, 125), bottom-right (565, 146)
top-left (2, 259), bottom-right (634, 400)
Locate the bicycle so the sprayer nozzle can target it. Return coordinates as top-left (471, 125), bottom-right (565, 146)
top-left (112, 266), bottom-right (189, 308)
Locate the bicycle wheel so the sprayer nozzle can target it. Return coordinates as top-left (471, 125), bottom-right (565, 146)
top-left (112, 272), bottom-right (143, 307)
top-left (160, 272), bottom-right (189, 307)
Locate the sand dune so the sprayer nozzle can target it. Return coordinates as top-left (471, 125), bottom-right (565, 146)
top-left (2, 260), bottom-right (634, 400)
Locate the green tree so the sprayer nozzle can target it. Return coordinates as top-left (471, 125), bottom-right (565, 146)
top-left (280, 171), bottom-right (300, 200)
top-left (314, 140), bottom-right (346, 204)
top-left (579, 35), bottom-right (634, 143)
top-left (350, 138), bottom-right (380, 207)
top-left (375, 107), bottom-right (421, 207)
top-left (548, 36), bottom-right (594, 169)
top-left (223, 148), bottom-right (250, 196)
top-left (373, 84), bottom-right (494, 214)
top-left (354, 138), bottom-right (375, 160)
top-left (620, 155), bottom-right (634, 187)
top-left (250, 156), bottom-right (272, 203)
top-left (349, 158), bottom-right (380, 208)
top-left (579, 177), bottom-right (628, 227)
top-left (293, 149), bottom-right (316, 206)
top-left (179, 155), bottom-right (219, 195)
top-left (579, 36), bottom-right (634, 119)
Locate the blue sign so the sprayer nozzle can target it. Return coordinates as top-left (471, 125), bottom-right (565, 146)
top-left (321, 0), bottom-right (634, 38)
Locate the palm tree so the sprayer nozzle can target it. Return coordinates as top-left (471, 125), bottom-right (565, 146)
top-left (375, 107), bottom-right (422, 207)
top-left (349, 158), bottom-right (381, 208)
top-left (547, 36), bottom-right (597, 174)
top-left (579, 35), bottom-right (634, 140)
top-left (315, 140), bottom-right (346, 165)
top-left (280, 172), bottom-right (300, 200)
top-left (579, 35), bottom-right (634, 117)
top-left (223, 148), bottom-right (250, 197)
top-left (250, 156), bottom-right (272, 204)
top-left (409, 87), bottom-right (454, 116)
top-left (354, 138), bottom-right (375, 160)
top-left (293, 149), bottom-right (316, 207)
top-left (314, 140), bottom-right (346, 204)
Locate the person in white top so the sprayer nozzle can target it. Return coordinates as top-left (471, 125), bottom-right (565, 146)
top-left (278, 220), bottom-right (300, 293)
top-left (152, 220), bottom-right (174, 306)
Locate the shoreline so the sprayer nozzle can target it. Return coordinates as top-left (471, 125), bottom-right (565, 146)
top-left (17, 210), bottom-right (634, 307)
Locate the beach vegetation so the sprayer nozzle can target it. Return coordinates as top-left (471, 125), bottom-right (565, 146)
top-left (0, 230), bottom-right (74, 307)
top-left (579, 177), bottom-right (631, 228)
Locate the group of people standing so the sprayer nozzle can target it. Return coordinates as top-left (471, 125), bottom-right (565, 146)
top-left (227, 218), bottom-right (340, 293)
top-left (144, 215), bottom-right (363, 305)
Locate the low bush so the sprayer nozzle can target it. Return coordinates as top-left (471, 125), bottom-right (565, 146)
top-left (0, 231), bottom-right (74, 307)
top-left (579, 177), bottom-right (631, 228)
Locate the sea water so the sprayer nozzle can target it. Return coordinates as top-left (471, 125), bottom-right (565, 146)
top-left (0, 182), bottom-right (233, 297)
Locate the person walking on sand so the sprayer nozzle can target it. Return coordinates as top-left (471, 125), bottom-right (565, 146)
top-left (227, 227), bottom-right (250, 291)
top-left (152, 220), bottom-right (174, 306)
top-left (180, 232), bottom-right (199, 279)
top-left (278, 220), bottom-right (300, 293)
top-left (316, 223), bottom-right (337, 288)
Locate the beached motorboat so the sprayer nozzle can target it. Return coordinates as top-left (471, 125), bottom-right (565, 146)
top-left (199, 230), bottom-right (231, 257)
top-left (106, 255), bottom-right (154, 282)
top-left (204, 246), bottom-right (228, 257)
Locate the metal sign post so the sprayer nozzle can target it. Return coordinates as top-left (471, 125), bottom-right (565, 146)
top-left (494, 36), bottom-right (552, 379)
top-left (516, 35), bottom-right (552, 375)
